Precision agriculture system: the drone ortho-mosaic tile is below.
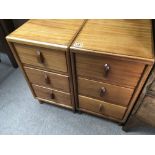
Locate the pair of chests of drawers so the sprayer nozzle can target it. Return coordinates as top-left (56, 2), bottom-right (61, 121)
top-left (14, 43), bottom-right (72, 108)
top-left (74, 53), bottom-right (145, 120)
top-left (7, 19), bottom-right (153, 123)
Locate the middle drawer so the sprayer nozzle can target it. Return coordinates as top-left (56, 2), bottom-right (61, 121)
top-left (78, 77), bottom-right (134, 107)
top-left (24, 67), bottom-right (70, 92)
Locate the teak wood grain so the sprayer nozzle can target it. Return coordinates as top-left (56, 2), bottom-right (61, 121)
top-left (6, 19), bottom-right (154, 123)
top-left (76, 53), bottom-right (145, 88)
top-left (6, 19), bottom-right (85, 50)
top-left (71, 19), bottom-right (154, 123)
top-left (14, 43), bottom-right (68, 73)
top-left (79, 95), bottom-right (127, 120)
top-left (33, 84), bottom-right (72, 107)
top-left (78, 77), bottom-right (133, 107)
top-left (6, 20), bottom-right (86, 111)
top-left (24, 67), bottom-right (70, 92)
top-left (71, 20), bottom-right (153, 62)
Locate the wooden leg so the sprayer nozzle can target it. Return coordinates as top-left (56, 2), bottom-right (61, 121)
top-left (38, 100), bottom-right (44, 104)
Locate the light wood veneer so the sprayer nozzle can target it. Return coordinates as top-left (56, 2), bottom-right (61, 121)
top-left (6, 19), bottom-right (154, 123)
top-left (33, 84), bottom-right (72, 107)
top-left (24, 67), bottom-right (70, 92)
top-left (78, 77), bottom-right (133, 107)
top-left (6, 19), bottom-right (86, 111)
top-left (71, 19), bottom-right (154, 123)
top-left (79, 95), bottom-right (127, 120)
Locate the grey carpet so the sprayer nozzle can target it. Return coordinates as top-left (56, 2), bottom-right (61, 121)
top-left (0, 53), bottom-right (155, 134)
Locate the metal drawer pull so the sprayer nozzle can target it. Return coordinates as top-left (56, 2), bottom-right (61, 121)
top-left (36, 50), bottom-right (44, 64)
top-left (99, 104), bottom-right (103, 112)
top-left (49, 92), bottom-right (55, 99)
top-left (44, 73), bottom-right (50, 84)
top-left (100, 87), bottom-right (106, 97)
top-left (103, 64), bottom-right (110, 77)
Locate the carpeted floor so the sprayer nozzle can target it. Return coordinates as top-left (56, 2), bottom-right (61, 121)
top-left (0, 53), bottom-right (155, 135)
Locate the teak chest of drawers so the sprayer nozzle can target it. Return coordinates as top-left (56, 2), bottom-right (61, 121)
top-left (70, 20), bottom-right (154, 123)
top-left (7, 19), bottom-right (154, 123)
top-left (6, 19), bottom-right (86, 111)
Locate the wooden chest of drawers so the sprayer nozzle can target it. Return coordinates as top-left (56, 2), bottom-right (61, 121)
top-left (6, 19), bottom-right (154, 124)
top-left (6, 19), bottom-right (85, 111)
top-left (70, 20), bottom-right (154, 123)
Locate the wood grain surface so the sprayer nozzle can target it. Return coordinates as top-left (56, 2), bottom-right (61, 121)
top-left (76, 53), bottom-right (145, 88)
top-left (79, 95), bottom-right (126, 120)
top-left (33, 84), bottom-right (72, 106)
top-left (71, 19), bottom-right (153, 62)
top-left (24, 67), bottom-right (70, 92)
top-left (6, 19), bottom-right (85, 50)
top-left (78, 77), bottom-right (134, 107)
top-left (14, 43), bottom-right (68, 73)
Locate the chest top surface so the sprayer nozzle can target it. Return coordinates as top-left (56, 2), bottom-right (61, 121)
top-left (71, 19), bottom-right (154, 62)
top-left (7, 19), bottom-right (85, 50)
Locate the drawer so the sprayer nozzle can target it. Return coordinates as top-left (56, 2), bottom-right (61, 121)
top-left (76, 53), bottom-right (145, 88)
top-left (24, 67), bottom-right (70, 92)
top-left (79, 95), bottom-right (126, 120)
top-left (32, 85), bottom-right (72, 106)
top-left (14, 43), bottom-right (67, 73)
top-left (137, 95), bottom-right (155, 127)
top-left (78, 77), bottom-right (133, 107)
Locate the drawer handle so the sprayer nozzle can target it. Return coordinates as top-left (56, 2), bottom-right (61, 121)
top-left (100, 87), bottom-right (106, 97)
top-left (49, 92), bottom-right (55, 99)
top-left (103, 64), bottom-right (110, 77)
top-left (36, 50), bottom-right (44, 64)
top-left (44, 73), bottom-right (50, 84)
top-left (99, 104), bottom-right (103, 112)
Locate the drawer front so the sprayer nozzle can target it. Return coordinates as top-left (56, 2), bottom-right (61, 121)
top-left (137, 95), bottom-right (155, 127)
top-left (32, 85), bottom-right (72, 106)
top-left (14, 43), bottom-right (67, 73)
top-left (24, 67), bottom-right (70, 92)
top-left (76, 54), bottom-right (145, 88)
top-left (78, 77), bottom-right (133, 107)
top-left (79, 95), bottom-right (126, 120)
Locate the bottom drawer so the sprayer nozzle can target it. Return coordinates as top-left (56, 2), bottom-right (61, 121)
top-left (137, 95), bottom-right (155, 127)
top-left (32, 84), bottom-right (72, 107)
top-left (79, 95), bottom-right (126, 120)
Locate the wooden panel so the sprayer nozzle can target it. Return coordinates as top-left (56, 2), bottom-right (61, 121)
top-left (71, 20), bottom-right (153, 62)
top-left (76, 53), bottom-right (145, 88)
top-left (24, 67), bottom-right (70, 92)
top-left (78, 77), bottom-right (133, 107)
top-left (79, 95), bottom-right (126, 120)
top-left (32, 84), bottom-right (72, 107)
top-left (7, 19), bottom-right (85, 48)
top-left (14, 43), bottom-right (67, 73)
top-left (137, 95), bottom-right (155, 127)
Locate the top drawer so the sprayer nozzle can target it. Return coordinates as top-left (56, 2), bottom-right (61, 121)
top-left (76, 53), bottom-right (145, 88)
top-left (14, 43), bottom-right (67, 73)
